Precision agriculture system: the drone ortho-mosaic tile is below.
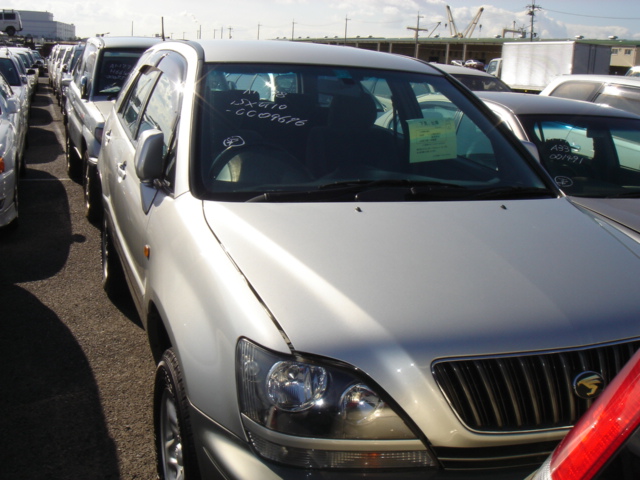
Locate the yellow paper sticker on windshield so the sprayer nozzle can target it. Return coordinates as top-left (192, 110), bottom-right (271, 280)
top-left (408, 116), bottom-right (457, 163)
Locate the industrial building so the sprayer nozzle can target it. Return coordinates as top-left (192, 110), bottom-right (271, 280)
top-left (16, 10), bottom-right (75, 41)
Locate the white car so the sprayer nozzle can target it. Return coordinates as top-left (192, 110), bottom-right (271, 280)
top-left (65, 36), bottom-right (161, 222)
top-left (0, 74), bottom-right (21, 228)
top-left (0, 50), bottom-right (29, 174)
top-left (540, 74), bottom-right (640, 117)
top-left (99, 40), bottom-right (640, 479)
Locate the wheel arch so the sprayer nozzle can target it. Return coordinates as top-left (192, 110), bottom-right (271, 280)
top-left (147, 301), bottom-right (172, 364)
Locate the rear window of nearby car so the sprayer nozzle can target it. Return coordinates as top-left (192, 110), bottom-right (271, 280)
top-left (594, 84), bottom-right (640, 116)
top-left (95, 49), bottom-right (147, 96)
top-left (451, 74), bottom-right (512, 92)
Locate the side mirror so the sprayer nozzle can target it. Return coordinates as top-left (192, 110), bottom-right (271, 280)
top-left (27, 68), bottom-right (36, 76)
top-left (134, 129), bottom-right (164, 183)
top-left (6, 96), bottom-right (19, 114)
top-left (80, 76), bottom-right (88, 99)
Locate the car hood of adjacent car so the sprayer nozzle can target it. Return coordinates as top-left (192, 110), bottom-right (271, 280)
top-left (570, 197), bottom-right (640, 234)
top-left (94, 99), bottom-right (116, 122)
top-left (204, 197), bottom-right (640, 363)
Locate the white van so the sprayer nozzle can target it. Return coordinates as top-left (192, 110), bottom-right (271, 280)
top-left (0, 10), bottom-right (22, 37)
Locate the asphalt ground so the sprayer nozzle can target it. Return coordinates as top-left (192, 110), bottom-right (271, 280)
top-left (0, 77), bottom-right (157, 479)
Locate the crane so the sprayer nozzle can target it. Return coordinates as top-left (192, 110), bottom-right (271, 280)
top-left (445, 6), bottom-right (484, 38)
top-left (446, 6), bottom-right (459, 38)
top-left (461, 7), bottom-right (484, 38)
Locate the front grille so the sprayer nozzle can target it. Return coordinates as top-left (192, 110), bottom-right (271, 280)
top-left (433, 339), bottom-right (640, 433)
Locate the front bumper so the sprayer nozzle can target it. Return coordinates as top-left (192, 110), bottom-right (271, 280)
top-left (189, 405), bottom-right (538, 480)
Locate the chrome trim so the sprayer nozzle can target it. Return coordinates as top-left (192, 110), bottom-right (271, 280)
top-left (432, 338), bottom-right (640, 434)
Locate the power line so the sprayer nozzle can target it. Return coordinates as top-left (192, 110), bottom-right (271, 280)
top-left (543, 8), bottom-right (640, 20)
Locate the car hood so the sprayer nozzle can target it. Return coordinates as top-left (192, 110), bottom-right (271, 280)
top-left (204, 198), bottom-right (640, 362)
top-left (570, 197), bottom-right (640, 233)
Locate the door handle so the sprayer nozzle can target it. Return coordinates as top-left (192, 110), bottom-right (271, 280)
top-left (117, 162), bottom-right (126, 181)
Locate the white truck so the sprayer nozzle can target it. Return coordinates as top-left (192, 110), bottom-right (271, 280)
top-left (497, 41), bottom-right (611, 92)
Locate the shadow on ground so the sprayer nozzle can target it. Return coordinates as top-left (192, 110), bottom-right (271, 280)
top-left (0, 285), bottom-right (120, 479)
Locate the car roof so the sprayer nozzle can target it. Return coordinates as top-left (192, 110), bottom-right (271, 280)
top-left (476, 91), bottom-right (640, 119)
top-left (156, 40), bottom-right (443, 74)
top-left (88, 36), bottom-right (163, 50)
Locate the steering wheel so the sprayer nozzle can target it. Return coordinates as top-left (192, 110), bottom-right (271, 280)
top-left (208, 143), bottom-right (312, 184)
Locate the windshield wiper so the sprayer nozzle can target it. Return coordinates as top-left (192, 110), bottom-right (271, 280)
top-left (469, 186), bottom-right (556, 200)
top-left (603, 190), bottom-right (640, 198)
top-left (246, 179), bottom-right (467, 203)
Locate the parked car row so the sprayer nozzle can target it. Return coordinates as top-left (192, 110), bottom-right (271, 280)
top-left (35, 37), bottom-right (640, 479)
top-left (0, 45), bottom-right (40, 228)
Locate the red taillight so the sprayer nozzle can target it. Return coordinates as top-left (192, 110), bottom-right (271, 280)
top-left (548, 348), bottom-right (640, 479)
top-left (0, 157), bottom-right (4, 173)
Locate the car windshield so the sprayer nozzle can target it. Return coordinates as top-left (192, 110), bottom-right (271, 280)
top-left (517, 115), bottom-right (640, 198)
top-left (193, 63), bottom-right (549, 202)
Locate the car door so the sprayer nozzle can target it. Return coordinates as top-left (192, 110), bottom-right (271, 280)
top-left (104, 53), bottom-right (184, 305)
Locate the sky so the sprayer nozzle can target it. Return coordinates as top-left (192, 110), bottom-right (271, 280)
top-left (8, 0), bottom-right (640, 42)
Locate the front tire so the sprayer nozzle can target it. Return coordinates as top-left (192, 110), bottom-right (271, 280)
top-left (154, 349), bottom-right (200, 480)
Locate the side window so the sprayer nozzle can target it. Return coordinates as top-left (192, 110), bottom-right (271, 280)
top-left (611, 128), bottom-right (640, 172)
top-left (140, 74), bottom-right (180, 147)
top-left (119, 67), bottom-right (160, 139)
top-left (138, 55), bottom-right (185, 188)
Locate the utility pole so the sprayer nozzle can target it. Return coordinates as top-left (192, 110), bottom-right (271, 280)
top-left (257, 23), bottom-right (261, 40)
top-left (344, 15), bottom-right (350, 45)
top-left (228, 26), bottom-right (233, 39)
top-left (291, 19), bottom-right (296, 41)
top-left (526, 2), bottom-right (542, 41)
top-left (407, 12), bottom-right (428, 58)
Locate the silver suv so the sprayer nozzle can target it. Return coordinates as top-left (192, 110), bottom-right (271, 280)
top-left (64, 36), bottom-right (161, 222)
top-left (99, 39), bottom-right (640, 479)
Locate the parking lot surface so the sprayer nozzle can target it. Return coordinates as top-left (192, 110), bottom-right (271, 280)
top-left (0, 78), bottom-right (157, 479)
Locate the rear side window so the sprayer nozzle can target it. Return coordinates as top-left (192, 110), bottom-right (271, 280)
top-left (594, 85), bottom-right (640, 116)
top-left (548, 81), bottom-right (601, 101)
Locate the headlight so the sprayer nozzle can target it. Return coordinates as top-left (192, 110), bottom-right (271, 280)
top-left (236, 338), bottom-right (436, 469)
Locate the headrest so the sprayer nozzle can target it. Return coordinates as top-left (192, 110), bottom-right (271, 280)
top-left (328, 94), bottom-right (377, 129)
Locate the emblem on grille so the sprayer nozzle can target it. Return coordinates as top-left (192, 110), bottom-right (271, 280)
top-left (573, 371), bottom-right (605, 400)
